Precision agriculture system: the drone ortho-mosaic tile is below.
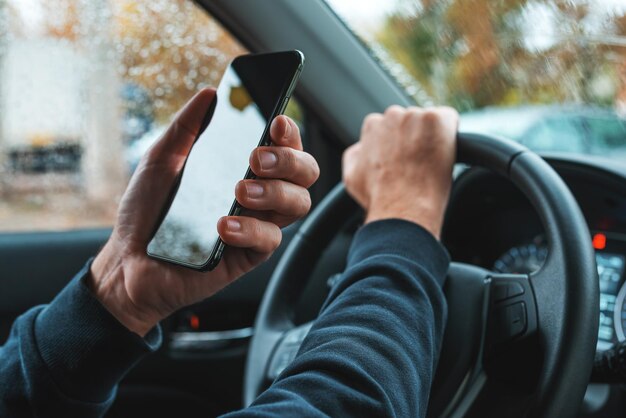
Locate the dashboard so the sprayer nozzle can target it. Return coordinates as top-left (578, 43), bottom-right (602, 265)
top-left (443, 156), bottom-right (626, 354)
top-left (490, 233), bottom-right (626, 351)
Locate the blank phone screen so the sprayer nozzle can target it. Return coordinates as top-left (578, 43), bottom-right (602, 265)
top-left (147, 52), bottom-right (301, 268)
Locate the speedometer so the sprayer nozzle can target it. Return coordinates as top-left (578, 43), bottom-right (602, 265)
top-left (594, 252), bottom-right (625, 349)
top-left (615, 283), bottom-right (626, 342)
top-left (610, 254), bottom-right (626, 342)
top-left (492, 233), bottom-right (626, 352)
top-left (493, 242), bottom-right (548, 274)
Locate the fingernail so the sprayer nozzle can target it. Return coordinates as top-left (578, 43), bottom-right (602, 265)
top-left (259, 151), bottom-right (278, 170)
top-left (226, 219), bottom-right (241, 232)
top-left (283, 119), bottom-right (292, 138)
top-left (245, 182), bottom-right (264, 198)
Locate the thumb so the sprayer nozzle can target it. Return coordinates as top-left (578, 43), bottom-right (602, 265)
top-left (149, 88), bottom-right (217, 161)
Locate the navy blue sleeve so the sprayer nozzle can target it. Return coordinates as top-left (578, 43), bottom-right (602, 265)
top-left (0, 261), bottom-right (162, 418)
top-left (0, 219), bottom-right (447, 418)
top-left (224, 218), bottom-right (449, 417)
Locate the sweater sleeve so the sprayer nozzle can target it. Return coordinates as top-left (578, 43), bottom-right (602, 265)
top-left (224, 218), bottom-right (449, 418)
top-left (0, 260), bottom-right (162, 418)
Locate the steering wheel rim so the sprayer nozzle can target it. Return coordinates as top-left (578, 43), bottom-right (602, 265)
top-left (244, 133), bottom-right (599, 418)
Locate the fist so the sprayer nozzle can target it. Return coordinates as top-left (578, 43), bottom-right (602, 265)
top-left (342, 106), bottom-right (458, 239)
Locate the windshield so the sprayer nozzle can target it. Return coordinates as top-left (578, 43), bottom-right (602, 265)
top-left (326, 0), bottom-right (626, 159)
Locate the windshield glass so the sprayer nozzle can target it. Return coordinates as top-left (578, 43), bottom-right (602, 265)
top-left (326, 0), bottom-right (626, 159)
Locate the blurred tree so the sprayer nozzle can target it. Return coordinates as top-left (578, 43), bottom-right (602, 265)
top-left (112, 0), bottom-right (245, 122)
top-left (377, 0), bottom-right (625, 111)
top-left (607, 12), bottom-right (626, 113)
top-left (43, 0), bottom-right (81, 41)
top-left (40, 0), bottom-right (245, 122)
top-left (532, 1), bottom-right (597, 103)
top-left (378, 0), bottom-right (529, 110)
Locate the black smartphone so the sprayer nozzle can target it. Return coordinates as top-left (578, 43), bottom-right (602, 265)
top-left (147, 50), bottom-right (304, 271)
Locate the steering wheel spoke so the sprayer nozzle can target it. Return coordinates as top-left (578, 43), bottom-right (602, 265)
top-left (484, 273), bottom-right (538, 359)
top-left (266, 323), bottom-right (314, 381)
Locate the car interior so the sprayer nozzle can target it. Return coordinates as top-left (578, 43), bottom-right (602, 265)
top-left (1, 0), bottom-right (626, 417)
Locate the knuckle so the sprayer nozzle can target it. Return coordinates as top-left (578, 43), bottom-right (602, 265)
top-left (406, 106), bottom-right (423, 117)
top-left (273, 181), bottom-right (289, 204)
top-left (269, 227), bottom-right (282, 251)
top-left (279, 148), bottom-right (298, 172)
top-left (301, 153), bottom-right (320, 186)
top-left (343, 169), bottom-right (357, 191)
top-left (342, 145), bottom-right (355, 162)
top-left (421, 108), bottom-right (443, 127)
top-left (300, 191), bottom-right (312, 215)
top-left (342, 170), bottom-right (351, 186)
top-left (311, 158), bottom-right (321, 183)
top-left (440, 106), bottom-right (459, 118)
top-left (403, 107), bottom-right (423, 125)
top-left (248, 219), bottom-right (263, 240)
top-left (363, 113), bottom-right (382, 129)
top-left (384, 105), bottom-right (404, 117)
top-left (292, 187), bottom-right (311, 216)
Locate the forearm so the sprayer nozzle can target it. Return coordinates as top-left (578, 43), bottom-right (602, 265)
top-left (226, 219), bottom-right (449, 417)
top-left (0, 261), bottom-right (162, 418)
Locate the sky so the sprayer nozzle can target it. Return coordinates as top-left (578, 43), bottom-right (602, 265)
top-left (9, 0), bottom-right (44, 32)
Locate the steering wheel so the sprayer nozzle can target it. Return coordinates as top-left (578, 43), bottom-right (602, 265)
top-left (244, 133), bottom-right (599, 418)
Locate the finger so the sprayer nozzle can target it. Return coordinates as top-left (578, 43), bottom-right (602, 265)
top-left (217, 216), bottom-right (282, 254)
top-left (148, 88), bottom-right (216, 161)
top-left (249, 146), bottom-right (320, 188)
top-left (237, 209), bottom-right (298, 229)
top-left (341, 143), bottom-right (361, 182)
top-left (360, 112), bottom-right (383, 135)
top-left (383, 105), bottom-right (406, 126)
top-left (270, 115), bottom-right (303, 150)
top-left (235, 179), bottom-right (311, 218)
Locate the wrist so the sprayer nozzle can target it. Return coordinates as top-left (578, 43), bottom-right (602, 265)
top-left (89, 241), bottom-right (159, 337)
top-left (365, 196), bottom-right (444, 240)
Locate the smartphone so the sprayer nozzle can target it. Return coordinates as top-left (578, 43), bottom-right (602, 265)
top-left (147, 50), bottom-right (304, 271)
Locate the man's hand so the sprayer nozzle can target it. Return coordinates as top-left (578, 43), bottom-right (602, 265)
top-left (342, 106), bottom-right (458, 239)
top-left (89, 89), bottom-right (319, 336)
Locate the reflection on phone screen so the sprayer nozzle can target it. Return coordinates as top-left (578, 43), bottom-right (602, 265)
top-left (148, 66), bottom-right (264, 265)
top-left (148, 52), bottom-right (301, 268)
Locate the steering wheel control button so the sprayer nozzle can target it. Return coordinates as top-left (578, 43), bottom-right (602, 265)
top-left (486, 274), bottom-right (538, 355)
top-left (508, 282), bottom-right (525, 298)
top-left (493, 283), bottom-right (509, 301)
top-left (493, 282), bottom-right (525, 302)
top-left (502, 302), bottom-right (527, 340)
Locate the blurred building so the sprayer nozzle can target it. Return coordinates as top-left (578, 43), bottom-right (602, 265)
top-left (0, 2), bottom-right (126, 204)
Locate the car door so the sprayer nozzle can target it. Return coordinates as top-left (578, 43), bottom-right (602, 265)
top-left (0, 1), bottom-right (342, 416)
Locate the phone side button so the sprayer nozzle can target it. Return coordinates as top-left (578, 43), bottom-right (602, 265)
top-left (216, 245), bottom-right (224, 258)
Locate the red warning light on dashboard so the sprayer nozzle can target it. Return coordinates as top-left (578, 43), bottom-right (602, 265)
top-left (190, 314), bottom-right (200, 330)
top-left (592, 233), bottom-right (607, 250)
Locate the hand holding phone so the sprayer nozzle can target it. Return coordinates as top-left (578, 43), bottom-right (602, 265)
top-left (148, 51), bottom-right (305, 270)
top-left (88, 52), bottom-right (319, 336)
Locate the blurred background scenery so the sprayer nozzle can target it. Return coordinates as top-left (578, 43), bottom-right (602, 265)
top-left (0, 0), bottom-right (625, 231)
